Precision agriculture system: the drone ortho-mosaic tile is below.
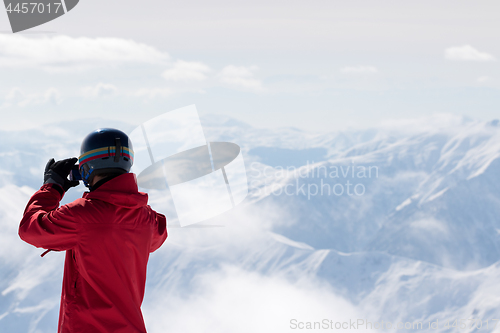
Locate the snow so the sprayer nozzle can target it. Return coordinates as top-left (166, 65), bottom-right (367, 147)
top-left (270, 232), bottom-right (314, 251)
top-left (1, 113), bottom-right (500, 332)
top-left (396, 198), bottom-right (412, 211)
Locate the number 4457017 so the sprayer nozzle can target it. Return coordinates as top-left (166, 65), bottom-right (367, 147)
top-left (444, 319), bottom-right (499, 330)
top-left (5, 2), bottom-right (62, 14)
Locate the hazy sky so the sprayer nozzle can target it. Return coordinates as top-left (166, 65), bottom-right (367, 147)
top-left (0, 0), bottom-right (499, 132)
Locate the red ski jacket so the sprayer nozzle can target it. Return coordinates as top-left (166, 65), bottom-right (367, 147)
top-left (19, 173), bottom-right (167, 333)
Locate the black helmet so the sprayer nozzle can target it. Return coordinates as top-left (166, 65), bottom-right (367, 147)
top-left (79, 128), bottom-right (134, 187)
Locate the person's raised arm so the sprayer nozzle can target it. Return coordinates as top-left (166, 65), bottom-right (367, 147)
top-left (19, 158), bottom-right (80, 251)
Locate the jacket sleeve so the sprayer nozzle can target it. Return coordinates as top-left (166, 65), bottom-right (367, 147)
top-left (150, 211), bottom-right (167, 253)
top-left (19, 183), bottom-right (79, 251)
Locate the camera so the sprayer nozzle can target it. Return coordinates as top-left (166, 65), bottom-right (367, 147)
top-left (69, 165), bottom-right (82, 181)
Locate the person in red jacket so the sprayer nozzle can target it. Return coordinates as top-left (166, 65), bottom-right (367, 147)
top-left (19, 128), bottom-right (167, 333)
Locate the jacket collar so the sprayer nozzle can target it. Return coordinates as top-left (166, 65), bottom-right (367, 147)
top-left (83, 173), bottom-right (148, 208)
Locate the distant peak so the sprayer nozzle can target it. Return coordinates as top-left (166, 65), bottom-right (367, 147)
top-left (487, 119), bottom-right (499, 127)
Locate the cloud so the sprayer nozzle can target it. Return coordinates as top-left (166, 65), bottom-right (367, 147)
top-left (162, 60), bottom-right (211, 81)
top-left (1, 87), bottom-right (62, 108)
top-left (477, 76), bottom-right (492, 83)
top-left (377, 113), bottom-right (470, 135)
top-left (133, 87), bottom-right (207, 101)
top-left (134, 87), bottom-right (175, 99)
top-left (444, 45), bottom-right (495, 61)
top-left (218, 65), bottom-right (264, 92)
top-left (81, 83), bottom-right (118, 99)
top-left (0, 185), bottom-right (38, 265)
top-left (340, 66), bottom-right (378, 74)
top-left (0, 35), bottom-right (169, 71)
top-left (144, 265), bottom-right (363, 333)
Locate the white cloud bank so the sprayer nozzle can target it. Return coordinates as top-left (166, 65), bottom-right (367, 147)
top-left (162, 60), bottom-right (211, 81)
top-left (144, 265), bottom-right (366, 333)
top-left (81, 83), bottom-right (118, 99)
top-left (134, 87), bottom-right (175, 99)
top-left (1, 87), bottom-right (61, 108)
top-left (477, 76), bottom-right (491, 83)
top-left (0, 35), bottom-right (169, 71)
top-left (444, 45), bottom-right (495, 61)
top-left (218, 65), bottom-right (264, 92)
top-left (340, 66), bottom-right (378, 74)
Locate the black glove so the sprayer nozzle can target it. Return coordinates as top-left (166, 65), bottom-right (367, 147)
top-left (44, 157), bottom-right (80, 192)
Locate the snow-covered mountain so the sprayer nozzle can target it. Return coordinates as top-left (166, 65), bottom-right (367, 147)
top-left (1, 114), bottom-right (500, 332)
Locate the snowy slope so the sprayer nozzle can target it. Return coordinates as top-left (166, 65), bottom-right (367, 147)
top-left (1, 114), bottom-right (500, 332)
top-left (244, 117), bottom-right (500, 270)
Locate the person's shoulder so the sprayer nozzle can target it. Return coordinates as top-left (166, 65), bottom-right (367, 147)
top-left (68, 196), bottom-right (88, 206)
top-left (62, 197), bottom-right (97, 212)
top-left (50, 197), bottom-right (90, 222)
